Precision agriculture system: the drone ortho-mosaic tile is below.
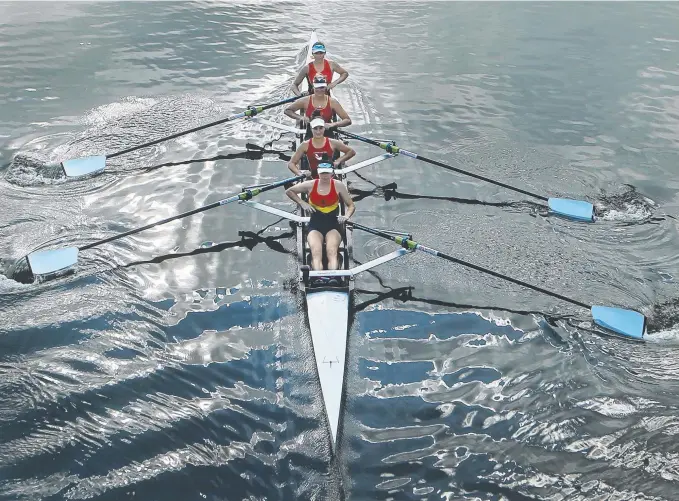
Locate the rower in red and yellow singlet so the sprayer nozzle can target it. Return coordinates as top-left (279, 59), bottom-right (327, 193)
top-left (285, 75), bottom-right (352, 136)
top-left (291, 41), bottom-right (348, 96)
top-left (286, 162), bottom-right (355, 271)
top-left (287, 115), bottom-right (355, 179)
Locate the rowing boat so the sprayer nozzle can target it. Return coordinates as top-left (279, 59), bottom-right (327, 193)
top-left (296, 29), bottom-right (353, 453)
top-left (242, 30), bottom-right (404, 453)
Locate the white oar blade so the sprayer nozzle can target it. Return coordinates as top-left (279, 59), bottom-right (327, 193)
top-left (27, 247), bottom-right (79, 276)
top-left (548, 198), bottom-right (595, 222)
top-left (62, 155), bottom-right (106, 177)
top-left (591, 306), bottom-right (646, 340)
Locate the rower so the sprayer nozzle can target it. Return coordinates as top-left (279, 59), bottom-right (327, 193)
top-left (287, 115), bottom-right (355, 179)
top-left (285, 75), bottom-right (352, 138)
top-left (291, 40), bottom-right (348, 96)
top-left (286, 162), bottom-right (355, 272)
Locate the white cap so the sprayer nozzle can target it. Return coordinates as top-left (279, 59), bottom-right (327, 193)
top-left (309, 117), bottom-right (325, 128)
top-left (317, 163), bottom-right (334, 174)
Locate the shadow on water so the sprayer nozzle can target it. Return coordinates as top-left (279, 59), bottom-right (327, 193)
top-left (122, 228), bottom-right (295, 269)
top-left (138, 143), bottom-right (292, 175)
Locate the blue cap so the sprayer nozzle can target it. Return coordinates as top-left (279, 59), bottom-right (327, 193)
top-left (311, 42), bottom-right (326, 54)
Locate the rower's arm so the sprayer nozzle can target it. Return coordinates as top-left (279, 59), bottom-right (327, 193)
top-left (288, 143), bottom-right (307, 175)
top-left (330, 139), bottom-right (355, 167)
top-left (336, 182), bottom-right (355, 219)
top-left (291, 66), bottom-right (308, 96)
top-left (328, 99), bottom-right (352, 129)
top-left (328, 61), bottom-right (349, 90)
top-left (284, 97), bottom-right (307, 122)
top-left (286, 181), bottom-right (313, 206)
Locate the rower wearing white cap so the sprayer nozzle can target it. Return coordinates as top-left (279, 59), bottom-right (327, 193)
top-left (287, 113), bottom-right (355, 179)
top-left (292, 40), bottom-right (348, 96)
top-left (286, 162), bottom-right (355, 271)
top-left (284, 75), bottom-right (352, 136)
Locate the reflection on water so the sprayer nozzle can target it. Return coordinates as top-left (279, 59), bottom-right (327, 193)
top-left (2, 2), bottom-right (679, 500)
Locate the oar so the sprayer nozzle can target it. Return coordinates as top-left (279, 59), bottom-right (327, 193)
top-left (57, 95), bottom-right (305, 178)
top-left (347, 221), bottom-right (646, 340)
top-left (338, 130), bottom-right (595, 222)
top-left (24, 174), bottom-right (304, 280)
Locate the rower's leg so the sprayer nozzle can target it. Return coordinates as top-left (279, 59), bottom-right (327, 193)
top-left (325, 229), bottom-right (342, 270)
top-left (307, 230), bottom-right (324, 270)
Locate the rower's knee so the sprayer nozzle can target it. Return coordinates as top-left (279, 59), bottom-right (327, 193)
top-left (326, 242), bottom-right (340, 269)
top-left (326, 243), bottom-right (337, 258)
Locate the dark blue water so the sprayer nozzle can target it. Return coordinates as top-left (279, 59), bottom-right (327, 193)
top-left (3, 2), bottom-right (679, 500)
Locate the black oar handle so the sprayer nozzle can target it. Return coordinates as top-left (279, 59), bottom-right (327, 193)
top-left (348, 220), bottom-right (590, 310)
top-left (109, 94), bottom-right (307, 159)
top-left (337, 130), bottom-right (548, 203)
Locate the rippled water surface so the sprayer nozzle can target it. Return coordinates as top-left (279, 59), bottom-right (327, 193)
top-left (3, 2), bottom-right (679, 500)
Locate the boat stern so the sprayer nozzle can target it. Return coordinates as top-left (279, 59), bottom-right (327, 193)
top-left (306, 288), bottom-right (350, 452)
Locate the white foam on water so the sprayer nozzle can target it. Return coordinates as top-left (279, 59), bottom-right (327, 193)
top-left (645, 327), bottom-right (679, 344)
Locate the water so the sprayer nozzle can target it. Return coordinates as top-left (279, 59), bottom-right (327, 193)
top-left (2, 2), bottom-right (679, 500)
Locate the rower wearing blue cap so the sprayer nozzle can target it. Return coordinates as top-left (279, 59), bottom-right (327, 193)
top-left (292, 40), bottom-right (349, 96)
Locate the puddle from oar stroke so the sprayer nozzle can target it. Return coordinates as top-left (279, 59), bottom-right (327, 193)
top-left (0, 269), bottom-right (34, 292)
top-left (645, 299), bottom-right (679, 344)
top-left (3, 153), bottom-right (68, 187)
top-left (0, 255), bottom-right (77, 286)
top-left (594, 185), bottom-right (657, 222)
top-left (645, 327), bottom-right (679, 345)
top-left (0, 256), bottom-right (34, 285)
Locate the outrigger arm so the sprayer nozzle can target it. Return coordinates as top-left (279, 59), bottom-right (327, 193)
top-left (238, 201), bottom-right (413, 280)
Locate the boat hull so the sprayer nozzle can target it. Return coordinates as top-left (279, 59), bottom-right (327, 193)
top-left (306, 289), bottom-right (349, 450)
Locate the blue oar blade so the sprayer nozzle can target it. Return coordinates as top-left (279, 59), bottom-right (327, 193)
top-left (548, 198), bottom-right (594, 222)
top-left (591, 305), bottom-right (646, 340)
top-left (62, 156), bottom-right (107, 177)
top-left (27, 247), bottom-right (79, 276)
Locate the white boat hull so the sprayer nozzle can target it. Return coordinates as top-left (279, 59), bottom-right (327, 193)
top-left (306, 290), bottom-right (349, 451)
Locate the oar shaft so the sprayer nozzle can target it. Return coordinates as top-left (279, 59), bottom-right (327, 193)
top-left (80, 201), bottom-right (223, 250)
top-left (348, 221), bottom-right (590, 310)
top-left (338, 130), bottom-right (548, 203)
top-left (108, 95), bottom-right (304, 159)
top-left (402, 151), bottom-right (548, 202)
top-left (80, 175), bottom-right (303, 251)
top-left (108, 113), bottom-right (244, 159)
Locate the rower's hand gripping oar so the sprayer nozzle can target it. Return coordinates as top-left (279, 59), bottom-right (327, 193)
top-left (58, 95), bottom-right (307, 178)
top-left (23, 174), bottom-right (304, 280)
top-left (347, 221), bottom-right (646, 340)
top-left (337, 130), bottom-right (595, 222)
